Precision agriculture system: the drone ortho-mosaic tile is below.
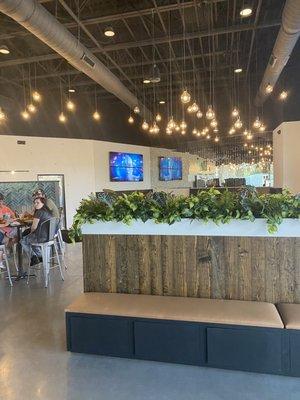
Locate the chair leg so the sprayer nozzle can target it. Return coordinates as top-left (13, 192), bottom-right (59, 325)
top-left (4, 248), bottom-right (13, 287)
top-left (27, 247), bottom-right (33, 284)
top-left (13, 243), bottom-right (19, 273)
top-left (54, 242), bottom-right (64, 281)
top-left (57, 230), bottom-right (67, 270)
top-left (42, 246), bottom-right (50, 288)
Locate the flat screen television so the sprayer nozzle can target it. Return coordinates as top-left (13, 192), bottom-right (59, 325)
top-left (109, 152), bottom-right (144, 182)
top-left (159, 157), bottom-right (183, 181)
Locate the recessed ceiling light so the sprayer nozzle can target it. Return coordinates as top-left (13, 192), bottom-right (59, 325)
top-left (68, 88), bottom-right (75, 93)
top-left (104, 26), bottom-right (115, 37)
top-left (143, 79), bottom-right (151, 84)
top-left (0, 45), bottom-right (9, 54)
top-left (240, 6), bottom-right (252, 18)
top-left (159, 100), bottom-right (165, 104)
top-left (234, 68), bottom-right (243, 73)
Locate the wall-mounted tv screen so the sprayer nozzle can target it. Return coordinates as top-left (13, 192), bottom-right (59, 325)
top-left (159, 157), bottom-right (183, 181)
top-left (109, 152), bottom-right (144, 182)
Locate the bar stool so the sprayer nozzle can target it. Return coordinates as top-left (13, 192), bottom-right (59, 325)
top-left (0, 244), bottom-right (13, 286)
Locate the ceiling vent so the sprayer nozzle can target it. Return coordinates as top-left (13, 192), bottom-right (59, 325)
top-left (81, 54), bottom-right (95, 68)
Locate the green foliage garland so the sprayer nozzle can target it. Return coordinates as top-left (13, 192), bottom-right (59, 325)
top-left (69, 188), bottom-right (300, 241)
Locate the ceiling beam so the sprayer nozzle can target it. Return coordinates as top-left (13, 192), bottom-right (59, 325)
top-left (0, 1), bottom-right (226, 41)
top-left (0, 21), bottom-right (280, 68)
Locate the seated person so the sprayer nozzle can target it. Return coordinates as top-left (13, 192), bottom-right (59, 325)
top-left (32, 189), bottom-right (60, 219)
top-left (0, 193), bottom-right (17, 262)
top-left (21, 197), bottom-right (53, 266)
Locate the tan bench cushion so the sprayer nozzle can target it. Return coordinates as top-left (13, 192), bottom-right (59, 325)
top-left (277, 303), bottom-right (300, 329)
top-left (66, 293), bottom-right (283, 329)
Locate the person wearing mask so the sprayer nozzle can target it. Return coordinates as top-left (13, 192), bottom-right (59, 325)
top-left (32, 189), bottom-right (60, 219)
top-left (21, 197), bottom-right (53, 266)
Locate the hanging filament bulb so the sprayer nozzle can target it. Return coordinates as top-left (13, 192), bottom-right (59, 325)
top-left (167, 116), bottom-right (175, 130)
top-left (21, 110), bottom-right (30, 120)
top-left (279, 90), bottom-right (288, 101)
top-left (214, 136), bottom-right (220, 143)
top-left (196, 110), bottom-right (203, 119)
top-left (204, 127), bottom-right (209, 133)
top-left (247, 133), bottom-right (253, 140)
top-left (180, 89), bottom-right (191, 104)
top-left (27, 103), bottom-right (37, 113)
top-left (181, 130), bottom-right (186, 135)
top-left (128, 115), bottom-right (134, 124)
top-left (142, 120), bottom-right (149, 130)
top-left (206, 134), bottom-right (211, 139)
top-left (231, 107), bottom-right (239, 118)
top-left (180, 120), bottom-right (187, 130)
top-left (186, 105), bottom-right (193, 114)
top-left (192, 128), bottom-right (198, 135)
top-left (229, 127), bottom-right (235, 135)
top-left (155, 113), bottom-right (162, 122)
top-left (66, 100), bottom-right (75, 111)
top-left (206, 105), bottom-right (215, 120)
top-left (175, 125), bottom-right (180, 132)
top-left (166, 127), bottom-right (172, 135)
top-left (253, 117), bottom-right (261, 129)
top-left (59, 112), bottom-right (67, 123)
top-left (210, 119), bottom-right (218, 128)
top-left (259, 124), bottom-right (266, 132)
top-left (234, 118), bottom-right (243, 129)
top-left (93, 111), bottom-right (101, 121)
top-left (190, 102), bottom-right (199, 113)
top-left (196, 131), bottom-right (201, 137)
top-left (0, 107), bottom-right (6, 121)
top-left (133, 106), bottom-right (140, 114)
top-left (32, 91), bottom-right (42, 102)
top-left (243, 129), bottom-right (248, 136)
top-left (153, 122), bottom-right (160, 134)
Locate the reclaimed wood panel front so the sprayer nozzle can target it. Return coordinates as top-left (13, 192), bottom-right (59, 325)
top-left (83, 235), bottom-right (300, 303)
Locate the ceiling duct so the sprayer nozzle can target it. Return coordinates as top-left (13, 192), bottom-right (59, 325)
top-left (255, 0), bottom-right (300, 106)
top-left (0, 0), bottom-right (146, 115)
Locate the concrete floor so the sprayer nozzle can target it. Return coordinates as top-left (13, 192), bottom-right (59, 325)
top-left (1, 243), bottom-right (300, 400)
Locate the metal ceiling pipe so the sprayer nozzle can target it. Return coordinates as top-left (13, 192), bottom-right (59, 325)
top-left (0, 0), bottom-right (144, 113)
top-left (255, 0), bottom-right (300, 107)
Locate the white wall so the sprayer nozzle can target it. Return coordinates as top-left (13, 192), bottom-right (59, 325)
top-left (273, 121), bottom-right (300, 194)
top-left (0, 135), bottom-right (95, 228)
top-left (93, 141), bottom-right (151, 192)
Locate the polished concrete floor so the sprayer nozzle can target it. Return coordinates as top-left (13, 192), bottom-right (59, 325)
top-left (1, 243), bottom-right (300, 400)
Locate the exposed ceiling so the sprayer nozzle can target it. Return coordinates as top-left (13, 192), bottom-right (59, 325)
top-left (0, 0), bottom-right (299, 157)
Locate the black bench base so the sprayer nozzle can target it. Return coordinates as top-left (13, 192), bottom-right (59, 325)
top-left (66, 312), bottom-right (297, 376)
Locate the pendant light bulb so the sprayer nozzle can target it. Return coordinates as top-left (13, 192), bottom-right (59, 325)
top-left (232, 107), bottom-right (239, 118)
top-left (196, 131), bottom-right (201, 137)
top-left (253, 117), bottom-right (261, 129)
top-left (234, 118), bottom-right (243, 129)
top-left (192, 128), bottom-right (198, 135)
top-left (206, 134), bottom-right (211, 140)
top-left (229, 127), bottom-right (235, 135)
top-left (181, 130), bottom-right (186, 135)
top-left (128, 115), bottom-right (134, 124)
top-left (133, 106), bottom-right (140, 114)
top-left (21, 110), bottom-right (30, 120)
top-left (0, 108), bottom-right (6, 121)
top-left (180, 89), bottom-right (191, 104)
top-left (152, 122), bottom-right (160, 134)
top-left (59, 112), bottom-right (67, 123)
top-left (142, 120), bottom-right (149, 130)
top-left (27, 103), bottom-right (37, 113)
top-left (93, 111), bottom-right (101, 121)
top-left (175, 125), bottom-right (180, 132)
top-left (214, 136), bottom-right (220, 143)
top-left (279, 90), bottom-right (288, 101)
top-left (196, 110), bottom-right (203, 119)
top-left (32, 91), bottom-right (42, 102)
top-left (206, 105), bottom-right (215, 120)
top-left (201, 129), bottom-right (206, 136)
top-left (66, 100), bottom-right (75, 111)
top-left (259, 124), bottom-right (266, 132)
top-left (191, 102), bottom-right (199, 113)
top-left (155, 113), bottom-right (162, 122)
top-left (210, 119), bottom-right (218, 128)
top-left (166, 127), bottom-right (172, 135)
top-left (179, 120), bottom-right (187, 130)
top-left (187, 105), bottom-right (193, 113)
top-left (167, 116), bottom-right (175, 130)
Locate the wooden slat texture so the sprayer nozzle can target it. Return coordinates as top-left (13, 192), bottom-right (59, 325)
top-left (83, 234), bottom-right (300, 303)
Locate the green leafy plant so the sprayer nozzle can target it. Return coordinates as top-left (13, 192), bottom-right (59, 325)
top-left (69, 189), bottom-right (300, 240)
